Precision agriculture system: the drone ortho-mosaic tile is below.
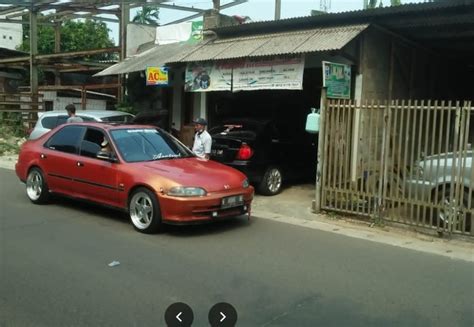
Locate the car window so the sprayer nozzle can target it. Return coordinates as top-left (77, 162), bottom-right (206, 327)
top-left (41, 116), bottom-right (58, 129)
top-left (79, 128), bottom-right (107, 158)
top-left (45, 125), bottom-right (85, 154)
top-left (56, 115), bottom-right (69, 126)
top-left (111, 128), bottom-right (193, 162)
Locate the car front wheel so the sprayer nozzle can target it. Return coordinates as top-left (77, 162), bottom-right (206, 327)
top-left (128, 187), bottom-right (162, 234)
top-left (26, 167), bottom-right (50, 204)
top-left (258, 166), bottom-right (283, 196)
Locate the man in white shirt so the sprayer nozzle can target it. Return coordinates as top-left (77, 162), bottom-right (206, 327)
top-left (192, 118), bottom-right (212, 159)
top-left (65, 104), bottom-right (83, 123)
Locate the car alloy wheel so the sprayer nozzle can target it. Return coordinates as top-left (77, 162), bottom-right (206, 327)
top-left (436, 187), bottom-right (471, 233)
top-left (259, 167), bottom-right (283, 196)
top-left (129, 187), bottom-right (162, 233)
top-left (26, 168), bottom-right (50, 204)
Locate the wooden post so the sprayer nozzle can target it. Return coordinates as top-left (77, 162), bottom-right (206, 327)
top-left (81, 86), bottom-right (86, 110)
top-left (119, 2), bottom-right (130, 103)
top-left (213, 0), bottom-right (220, 11)
top-left (54, 22), bottom-right (61, 86)
top-left (30, 8), bottom-right (38, 122)
top-left (314, 87), bottom-right (327, 213)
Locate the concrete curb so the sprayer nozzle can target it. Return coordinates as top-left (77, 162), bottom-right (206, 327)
top-left (0, 155), bottom-right (17, 171)
top-left (251, 208), bottom-right (473, 263)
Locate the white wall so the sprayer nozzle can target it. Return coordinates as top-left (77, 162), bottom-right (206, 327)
top-left (0, 15), bottom-right (22, 50)
top-left (42, 91), bottom-right (107, 111)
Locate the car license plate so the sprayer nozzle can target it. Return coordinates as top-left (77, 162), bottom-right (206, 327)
top-left (221, 194), bottom-right (244, 208)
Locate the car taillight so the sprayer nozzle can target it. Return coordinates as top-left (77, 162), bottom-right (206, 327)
top-left (236, 143), bottom-right (253, 160)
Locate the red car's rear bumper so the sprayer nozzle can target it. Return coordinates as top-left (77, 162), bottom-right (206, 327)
top-left (158, 187), bottom-right (254, 224)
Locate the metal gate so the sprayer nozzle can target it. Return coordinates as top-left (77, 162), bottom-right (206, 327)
top-left (320, 99), bottom-right (473, 236)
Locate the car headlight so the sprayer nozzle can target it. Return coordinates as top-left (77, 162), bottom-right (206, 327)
top-left (167, 186), bottom-right (207, 197)
top-left (242, 178), bottom-right (250, 188)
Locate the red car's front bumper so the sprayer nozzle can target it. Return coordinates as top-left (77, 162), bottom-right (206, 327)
top-left (158, 187), bottom-right (254, 224)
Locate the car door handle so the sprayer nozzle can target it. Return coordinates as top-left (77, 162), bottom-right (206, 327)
top-left (40, 153), bottom-right (47, 159)
top-left (76, 161), bottom-right (84, 167)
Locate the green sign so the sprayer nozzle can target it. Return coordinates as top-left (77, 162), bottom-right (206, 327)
top-left (323, 61), bottom-right (351, 99)
top-left (188, 21), bottom-right (203, 43)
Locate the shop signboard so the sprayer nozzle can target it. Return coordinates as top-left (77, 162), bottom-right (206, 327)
top-left (146, 66), bottom-right (169, 86)
top-left (185, 56), bottom-right (305, 92)
top-left (322, 61), bottom-right (351, 99)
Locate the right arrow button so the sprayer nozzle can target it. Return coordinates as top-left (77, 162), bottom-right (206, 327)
top-left (209, 303), bottom-right (237, 327)
top-left (220, 312), bottom-right (226, 322)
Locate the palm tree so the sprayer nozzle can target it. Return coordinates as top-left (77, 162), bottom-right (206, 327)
top-left (133, 6), bottom-right (160, 25)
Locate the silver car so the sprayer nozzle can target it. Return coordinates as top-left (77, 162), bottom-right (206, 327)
top-left (405, 151), bottom-right (473, 231)
top-left (29, 110), bottom-right (134, 140)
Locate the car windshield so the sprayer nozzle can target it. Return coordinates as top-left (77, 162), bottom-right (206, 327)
top-left (110, 128), bottom-right (193, 162)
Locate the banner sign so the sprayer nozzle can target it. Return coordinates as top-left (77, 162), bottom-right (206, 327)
top-left (185, 62), bottom-right (232, 92)
top-left (185, 56), bottom-right (305, 92)
top-left (146, 66), bottom-right (168, 86)
top-left (155, 21), bottom-right (203, 45)
top-left (322, 61), bottom-right (351, 99)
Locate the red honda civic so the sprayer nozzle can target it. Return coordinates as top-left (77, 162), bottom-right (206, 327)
top-left (15, 123), bottom-right (254, 233)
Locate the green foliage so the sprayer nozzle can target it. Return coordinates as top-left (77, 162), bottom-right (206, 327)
top-left (0, 113), bottom-right (26, 155)
top-left (18, 19), bottom-right (115, 60)
top-left (133, 6), bottom-right (160, 25)
top-left (115, 97), bottom-right (137, 115)
top-left (0, 113), bottom-right (25, 137)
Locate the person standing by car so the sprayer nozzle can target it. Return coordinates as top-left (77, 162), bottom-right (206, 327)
top-left (192, 118), bottom-right (212, 160)
top-left (65, 104), bottom-right (83, 123)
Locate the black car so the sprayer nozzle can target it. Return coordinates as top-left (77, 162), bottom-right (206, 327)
top-left (209, 118), bottom-right (317, 195)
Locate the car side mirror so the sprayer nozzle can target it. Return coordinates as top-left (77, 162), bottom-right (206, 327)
top-left (96, 151), bottom-right (118, 163)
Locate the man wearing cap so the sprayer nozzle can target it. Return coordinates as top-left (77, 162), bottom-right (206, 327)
top-left (192, 118), bottom-right (212, 160)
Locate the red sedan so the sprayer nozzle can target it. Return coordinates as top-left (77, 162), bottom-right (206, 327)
top-left (15, 123), bottom-right (254, 233)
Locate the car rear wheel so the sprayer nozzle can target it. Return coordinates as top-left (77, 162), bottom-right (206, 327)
top-left (129, 187), bottom-right (162, 234)
top-left (26, 167), bottom-right (50, 204)
top-left (258, 166), bottom-right (283, 196)
top-left (435, 187), bottom-right (472, 233)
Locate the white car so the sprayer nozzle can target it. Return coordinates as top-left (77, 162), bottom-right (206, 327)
top-left (29, 110), bottom-right (134, 140)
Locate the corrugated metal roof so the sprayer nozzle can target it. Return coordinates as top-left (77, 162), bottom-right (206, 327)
top-left (213, 1), bottom-right (474, 36)
top-left (94, 42), bottom-right (198, 76)
top-left (95, 24), bottom-right (367, 76)
top-left (173, 24), bottom-right (368, 62)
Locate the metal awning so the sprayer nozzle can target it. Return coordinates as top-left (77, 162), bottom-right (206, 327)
top-left (173, 24), bottom-right (368, 62)
top-left (95, 24), bottom-right (368, 76)
top-left (94, 42), bottom-right (198, 76)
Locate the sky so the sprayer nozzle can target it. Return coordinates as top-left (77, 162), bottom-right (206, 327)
top-left (107, 0), bottom-right (426, 44)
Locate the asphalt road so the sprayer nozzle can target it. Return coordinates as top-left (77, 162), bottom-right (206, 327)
top-left (0, 168), bottom-right (473, 327)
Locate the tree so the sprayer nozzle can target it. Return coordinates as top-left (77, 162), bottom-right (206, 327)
top-left (132, 6), bottom-right (160, 25)
top-left (18, 18), bottom-right (115, 60)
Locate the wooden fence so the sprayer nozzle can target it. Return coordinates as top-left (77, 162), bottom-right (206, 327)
top-left (0, 93), bottom-right (44, 129)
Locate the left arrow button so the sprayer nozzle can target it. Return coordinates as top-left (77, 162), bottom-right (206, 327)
top-left (165, 303), bottom-right (193, 327)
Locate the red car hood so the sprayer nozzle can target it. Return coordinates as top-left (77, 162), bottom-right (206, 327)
top-left (142, 157), bottom-right (246, 192)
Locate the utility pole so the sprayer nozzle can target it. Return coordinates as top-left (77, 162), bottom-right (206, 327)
top-left (275, 0), bottom-right (281, 20)
top-left (213, 0), bottom-right (220, 11)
